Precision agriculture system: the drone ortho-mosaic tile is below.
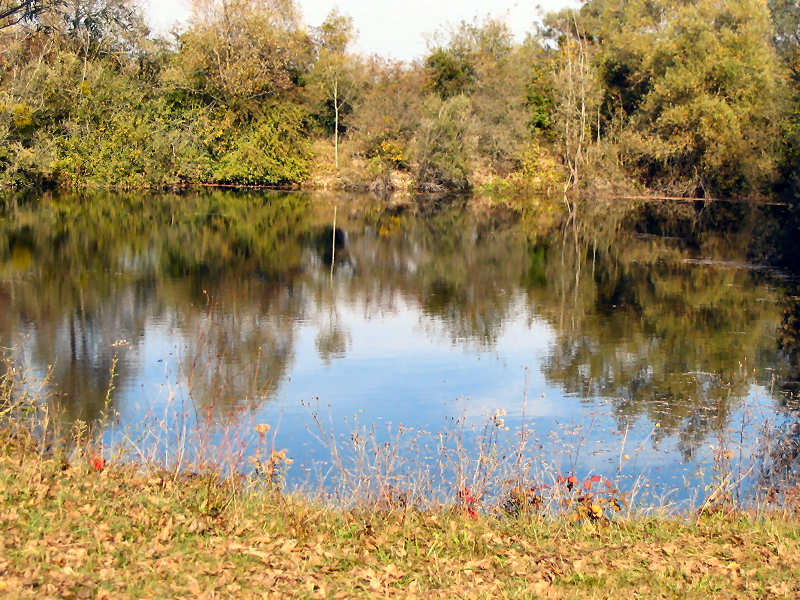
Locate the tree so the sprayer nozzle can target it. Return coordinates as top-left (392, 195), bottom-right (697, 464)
top-left (573, 0), bottom-right (785, 196)
top-left (0, 0), bottom-right (49, 29)
top-left (769, 0), bottom-right (800, 198)
top-left (423, 19), bottom-right (538, 175)
top-left (425, 47), bottom-right (475, 100)
top-left (346, 57), bottom-right (424, 181)
top-left (413, 94), bottom-right (475, 191)
top-left (212, 103), bottom-right (312, 185)
top-left (50, 0), bottom-right (150, 75)
top-left (770, 0), bottom-right (800, 79)
top-left (309, 9), bottom-right (356, 170)
top-left (544, 10), bottom-right (601, 201)
top-left (167, 0), bottom-right (311, 109)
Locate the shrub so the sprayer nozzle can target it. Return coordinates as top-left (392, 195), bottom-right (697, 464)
top-left (213, 104), bottom-right (312, 186)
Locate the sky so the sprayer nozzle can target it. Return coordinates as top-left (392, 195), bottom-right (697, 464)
top-left (140, 0), bottom-right (575, 62)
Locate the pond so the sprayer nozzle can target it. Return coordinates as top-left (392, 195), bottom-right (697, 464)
top-left (1, 190), bottom-right (799, 508)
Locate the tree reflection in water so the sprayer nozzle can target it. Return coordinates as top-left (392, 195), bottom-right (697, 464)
top-left (0, 190), bottom-right (798, 464)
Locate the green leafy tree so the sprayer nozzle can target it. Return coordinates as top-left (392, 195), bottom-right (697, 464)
top-left (425, 47), bottom-right (475, 100)
top-left (571, 0), bottom-right (785, 196)
top-left (422, 20), bottom-right (538, 176)
top-left (770, 0), bottom-right (800, 78)
top-left (166, 0), bottom-right (311, 110)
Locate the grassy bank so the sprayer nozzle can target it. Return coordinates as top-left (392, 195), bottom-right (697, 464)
top-left (2, 427), bottom-right (800, 599)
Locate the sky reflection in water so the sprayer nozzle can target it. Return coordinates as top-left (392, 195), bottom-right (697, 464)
top-left (0, 191), bottom-right (796, 506)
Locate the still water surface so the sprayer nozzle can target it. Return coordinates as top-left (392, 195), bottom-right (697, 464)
top-left (1, 191), bottom-right (798, 505)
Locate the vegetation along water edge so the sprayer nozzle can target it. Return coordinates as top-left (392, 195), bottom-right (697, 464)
top-left (0, 0), bottom-right (798, 207)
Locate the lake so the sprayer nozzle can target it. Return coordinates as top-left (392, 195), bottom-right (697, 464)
top-left (1, 190), bottom-right (798, 509)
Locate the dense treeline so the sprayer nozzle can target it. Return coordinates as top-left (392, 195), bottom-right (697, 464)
top-left (0, 0), bottom-right (797, 199)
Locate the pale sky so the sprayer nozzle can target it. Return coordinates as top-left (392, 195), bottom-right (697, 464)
top-left (140, 0), bottom-right (575, 61)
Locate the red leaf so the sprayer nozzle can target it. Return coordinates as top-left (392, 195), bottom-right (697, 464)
top-left (591, 475), bottom-right (602, 482)
top-left (458, 487), bottom-right (477, 505)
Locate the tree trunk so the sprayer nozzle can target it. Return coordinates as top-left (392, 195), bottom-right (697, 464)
top-left (333, 78), bottom-right (339, 170)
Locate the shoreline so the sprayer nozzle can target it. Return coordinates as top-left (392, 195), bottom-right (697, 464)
top-left (2, 422), bottom-right (800, 598)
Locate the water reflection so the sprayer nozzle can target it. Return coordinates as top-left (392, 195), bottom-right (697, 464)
top-left (534, 236), bottom-right (783, 458)
top-left (0, 190), bottom-right (797, 476)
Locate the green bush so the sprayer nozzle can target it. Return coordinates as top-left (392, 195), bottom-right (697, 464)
top-left (580, 0), bottom-right (785, 196)
top-left (212, 104), bottom-right (312, 186)
top-left (413, 95), bottom-right (475, 191)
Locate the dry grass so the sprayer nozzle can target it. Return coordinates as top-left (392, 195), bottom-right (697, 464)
top-left (3, 352), bottom-right (800, 598)
top-left (2, 423), bottom-right (800, 599)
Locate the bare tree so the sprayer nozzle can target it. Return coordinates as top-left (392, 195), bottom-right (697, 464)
top-left (310, 9), bottom-right (356, 170)
top-left (552, 13), bottom-right (596, 209)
